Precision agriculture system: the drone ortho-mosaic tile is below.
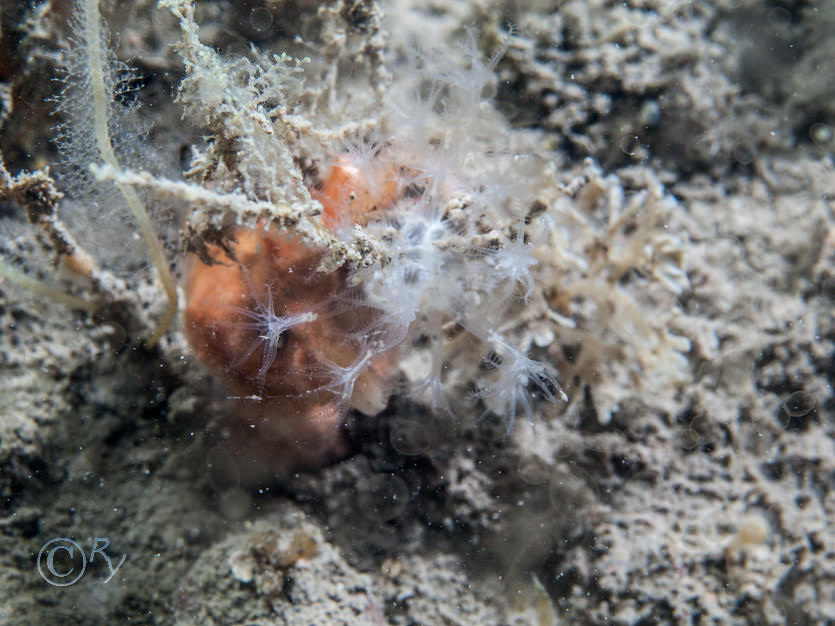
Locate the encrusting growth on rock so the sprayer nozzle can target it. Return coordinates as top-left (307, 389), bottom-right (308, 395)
top-left (185, 229), bottom-right (391, 472)
top-left (184, 151), bottom-right (401, 474)
top-left (1, 0), bottom-right (691, 479)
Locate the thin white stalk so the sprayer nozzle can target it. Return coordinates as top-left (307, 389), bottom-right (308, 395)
top-left (82, 0), bottom-right (178, 346)
top-left (0, 260), bottom-right (97, 313)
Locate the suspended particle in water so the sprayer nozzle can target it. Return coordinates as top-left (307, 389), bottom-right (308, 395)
top-left (357, 474), bottom-right (409, 522)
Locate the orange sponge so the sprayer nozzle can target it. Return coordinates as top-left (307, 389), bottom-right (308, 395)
top-left (183, 153), bottom-right (401, 476)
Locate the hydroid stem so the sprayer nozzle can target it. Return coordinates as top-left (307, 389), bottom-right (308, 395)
top-left (82, 0), bottom-right (178, 346)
